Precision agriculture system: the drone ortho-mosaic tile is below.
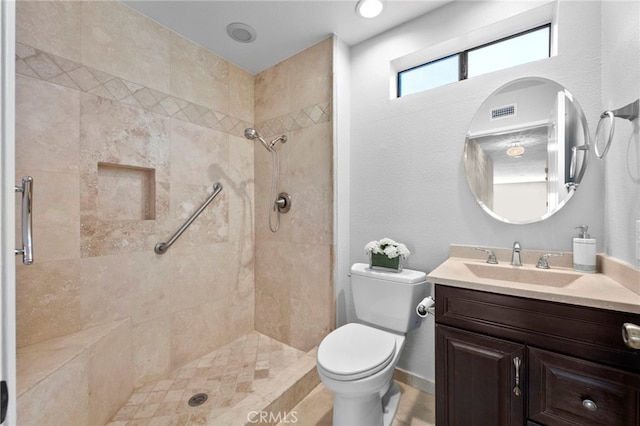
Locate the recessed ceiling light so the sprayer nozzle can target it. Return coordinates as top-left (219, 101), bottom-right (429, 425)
top-left (356, 0), bottom-right (384, 18)
top-left (226, 23), bottom-right (257, 43)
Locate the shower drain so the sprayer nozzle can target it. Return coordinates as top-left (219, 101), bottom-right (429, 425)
top-left (188, 393), bottom-right (208, 407)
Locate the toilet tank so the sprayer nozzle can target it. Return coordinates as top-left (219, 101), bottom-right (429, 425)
top-left (351, 263), bottom-right (428, 333)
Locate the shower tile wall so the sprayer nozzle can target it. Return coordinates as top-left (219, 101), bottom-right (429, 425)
top-left (15, 0), bottom-right (255, 392)
top-left (254, 38), bottom-right (335, 351)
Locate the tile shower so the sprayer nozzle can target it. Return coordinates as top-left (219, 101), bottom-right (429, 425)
top-left (14, 1), bottom-right (333, 423)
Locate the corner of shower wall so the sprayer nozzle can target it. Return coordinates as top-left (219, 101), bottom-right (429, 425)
top-left (253, 37), bottom-right (335, 351)
top-left (332, 35), bottom-right (352, 329)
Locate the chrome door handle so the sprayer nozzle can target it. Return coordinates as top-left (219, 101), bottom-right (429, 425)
top-left (622, 323), bottom-right (640, 349)
top-left (15, 176), bottom-right (33, 265)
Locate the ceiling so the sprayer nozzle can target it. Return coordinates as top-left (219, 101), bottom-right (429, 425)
top-left (123, 0), bottom-right (450, 74)
top-left (472, 125), bottom-right (549, 184)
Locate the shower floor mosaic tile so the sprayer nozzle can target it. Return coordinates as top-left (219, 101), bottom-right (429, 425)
top-left (107, 331), bottom-right (306, 425)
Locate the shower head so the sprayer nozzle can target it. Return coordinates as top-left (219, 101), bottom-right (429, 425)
top-left (244, 127), bottom-right (259, 140)
top-left (268, 135), bottom-right (287, 150)
top-left (244, 128), bottom-right (287, 152)
top-left (244, 128), bottom-right (272, 152)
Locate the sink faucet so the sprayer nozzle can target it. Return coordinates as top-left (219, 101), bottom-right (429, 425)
top-left (536, 252), bottom-right (563, 269)
top-left (475, 247), bottom-right (498, 264)
top-left (511, 241), bottom-right (522, 266)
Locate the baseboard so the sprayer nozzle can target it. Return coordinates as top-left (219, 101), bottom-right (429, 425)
top-left (393, 367), bottom-right (435, 395)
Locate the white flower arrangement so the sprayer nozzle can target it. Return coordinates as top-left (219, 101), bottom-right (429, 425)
top-left (364, 238), bottom-right (410, 260)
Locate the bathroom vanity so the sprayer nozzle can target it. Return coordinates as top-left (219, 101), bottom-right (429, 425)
top-left (429, 247), bottom-right (640, 426)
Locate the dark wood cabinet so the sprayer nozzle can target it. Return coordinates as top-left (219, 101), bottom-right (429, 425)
top-left (435, 285), bottom-right (640, 426)
top-left (436, 324), bottom-right (525, 425)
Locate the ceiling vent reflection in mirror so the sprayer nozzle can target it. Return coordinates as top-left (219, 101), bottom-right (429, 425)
top-left (491, 104), bottom-right (517, 120)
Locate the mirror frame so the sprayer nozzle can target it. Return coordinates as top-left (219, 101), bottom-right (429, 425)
top-left (464, 77), bottom-right (590, 224)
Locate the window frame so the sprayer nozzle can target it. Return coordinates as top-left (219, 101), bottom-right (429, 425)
top-left (397, 23), bottom-right (552, 98)
top-left (397, 53), bottom-right (460, 98)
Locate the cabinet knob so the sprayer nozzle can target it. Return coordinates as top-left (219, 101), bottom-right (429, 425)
top-left (622, 323), bottom-right (640, 349)
top-left (582, 399), bottom-right (597, 412)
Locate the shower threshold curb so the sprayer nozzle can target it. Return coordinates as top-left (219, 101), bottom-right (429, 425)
top-left (210, 347), bottom-right (319, 426)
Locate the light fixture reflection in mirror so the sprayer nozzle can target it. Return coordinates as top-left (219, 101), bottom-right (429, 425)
top-left (506, 142), bottom-right (525, 158)
top-left (464, 77), bottom-right (590, 224)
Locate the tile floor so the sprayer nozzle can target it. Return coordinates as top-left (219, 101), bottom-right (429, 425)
top-left (107, 332), bottom-right (306, 425)
top-left (279, 382), bottom-right (436, 426)
top-left (106, 329), bottom-right (434, 426)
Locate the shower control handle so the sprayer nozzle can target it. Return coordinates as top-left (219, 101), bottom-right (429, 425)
top-left (275, 192), bottom-right (292, 213)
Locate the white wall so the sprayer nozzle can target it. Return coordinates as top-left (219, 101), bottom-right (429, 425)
top-left (494, 182), bottom-right (548, 221)
top-left (344, 0), bottom-right (604, 384)
top-left (601, 1), bottom-right (640, 267)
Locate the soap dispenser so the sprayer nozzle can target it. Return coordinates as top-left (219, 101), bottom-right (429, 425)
top-left (573, 225), bottom-right (596, 273)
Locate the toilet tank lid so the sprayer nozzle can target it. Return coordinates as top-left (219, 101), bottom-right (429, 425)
top-left (351, 263), bottom-right (426, 284)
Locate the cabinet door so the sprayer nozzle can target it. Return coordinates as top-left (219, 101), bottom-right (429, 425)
top-left (436, 324), bottom-right (525, 426)
top-left (529, 347), bottom-right (640, 426)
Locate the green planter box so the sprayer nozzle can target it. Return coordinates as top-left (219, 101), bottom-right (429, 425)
top-left (370, 253), bottom-right (402, 272)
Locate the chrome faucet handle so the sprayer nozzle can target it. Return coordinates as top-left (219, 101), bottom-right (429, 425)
top-left (475, 247), bottom-right (498, 264)
top-left (536, 252), bottom-right (563, 269)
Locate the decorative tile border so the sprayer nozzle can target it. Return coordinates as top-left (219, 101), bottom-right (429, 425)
top-left (15, 42), bottom-right (331, 138)
top-left (256, 103), bottom-right (331, 138)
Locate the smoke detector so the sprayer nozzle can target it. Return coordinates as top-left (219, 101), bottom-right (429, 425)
top-left (226, 23), bottom-right (257, 43)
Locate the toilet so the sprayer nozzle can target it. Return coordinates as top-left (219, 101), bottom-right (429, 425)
top-left (317, 263), bottom-right (428, 426)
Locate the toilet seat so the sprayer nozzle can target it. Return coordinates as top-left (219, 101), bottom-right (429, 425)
top-left (317, 323), bottom-right (396, 381)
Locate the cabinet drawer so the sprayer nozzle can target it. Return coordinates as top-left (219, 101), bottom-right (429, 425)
top-left (435, 285), bottom-right (640, 373)
top-left (528, 347), bottom-right (640, 426)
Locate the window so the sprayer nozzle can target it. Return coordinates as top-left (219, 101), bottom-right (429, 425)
top-left (397, 25), bottom-right (551, 97)
top-left (467, 26), bottom-right (550, 78)
top-left (398, 54), bottom-right (459, 98)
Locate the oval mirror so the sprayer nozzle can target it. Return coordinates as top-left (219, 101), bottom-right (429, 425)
top-left (464, 77), bottom-right (590, 224)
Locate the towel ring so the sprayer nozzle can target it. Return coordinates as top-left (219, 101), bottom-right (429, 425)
top-left (594, 99), bottom-right (639, 159)
top-left (594, 110), bottom-right (615, 159)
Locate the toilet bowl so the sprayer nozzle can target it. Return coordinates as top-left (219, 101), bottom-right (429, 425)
top-left (316, 263), bottom-right (427, 426)
top-left (318, 323), bottom-right (405, 426)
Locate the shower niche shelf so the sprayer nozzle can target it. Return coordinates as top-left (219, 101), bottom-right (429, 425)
top-left (97, 162), bottom-right (156, 221)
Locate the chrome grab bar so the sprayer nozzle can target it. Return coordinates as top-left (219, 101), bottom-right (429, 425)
top-left (154, 182), bottom-right (223, 254)
top-left (15, 176), bottom-right (33, 265)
